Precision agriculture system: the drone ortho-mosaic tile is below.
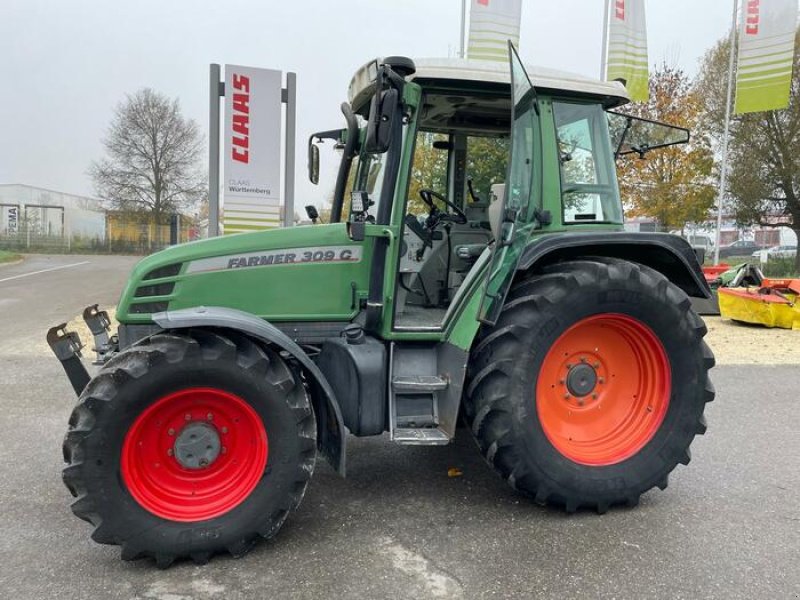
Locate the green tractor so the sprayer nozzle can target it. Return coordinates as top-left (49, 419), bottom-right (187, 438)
top-left (50, 46), bottom-right (714, 567)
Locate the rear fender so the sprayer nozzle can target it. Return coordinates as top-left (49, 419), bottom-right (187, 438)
top-left (517, 232), bottom-right (712, 299)
top-left (152, 306), bottom-right (346, 476)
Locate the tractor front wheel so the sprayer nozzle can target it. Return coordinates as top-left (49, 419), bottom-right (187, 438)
top-left (62, 329), bottom-right (316, 566)
top-left (464, 259), bottom-right (714, 513)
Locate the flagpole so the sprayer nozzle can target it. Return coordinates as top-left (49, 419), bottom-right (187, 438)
top-left (460, 0), bottom-right (467, 58)
top-left (714, 0), bottom-right (739, 265)
top-left (600, 0), bottom-right (610, 79)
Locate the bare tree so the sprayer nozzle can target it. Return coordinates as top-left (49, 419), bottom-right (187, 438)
top-left (90, 88), bottom-right (206, 239)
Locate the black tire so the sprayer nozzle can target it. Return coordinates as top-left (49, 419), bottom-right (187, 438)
top-left (62, 329), bottom-right (316, 567)
top-left (464, 258), bottom-right (715, 513)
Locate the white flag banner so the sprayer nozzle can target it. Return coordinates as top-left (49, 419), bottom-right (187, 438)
top-left (606, 0), bottom-right (649, 102)
top-left (735, 0), bottom-right (798, 114)
top-left (467, 0), bottom-right (522, 62)
top-left (223, 65), bottom-right (283, 234)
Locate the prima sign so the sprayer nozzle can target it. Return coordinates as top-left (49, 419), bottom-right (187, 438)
top-left (2, 205), bottom-right (19, 234)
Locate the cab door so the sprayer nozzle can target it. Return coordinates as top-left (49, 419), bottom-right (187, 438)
top-left (478, 43), bottom-right (542, 325)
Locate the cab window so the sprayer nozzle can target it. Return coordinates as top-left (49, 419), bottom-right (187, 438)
top-left (554, 101), bottom-right (622, 224)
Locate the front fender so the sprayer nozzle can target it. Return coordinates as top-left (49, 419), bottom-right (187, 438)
top-left (152, 306), bottom-right (346, 476)
top-left (517, 232), bottom-right (711, 299)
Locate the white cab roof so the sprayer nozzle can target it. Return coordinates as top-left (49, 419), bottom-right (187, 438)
top-left (410, 58), bottom-right (630, 104)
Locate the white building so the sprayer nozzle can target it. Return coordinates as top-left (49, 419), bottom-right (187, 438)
top-left (0, 184), bottom-right (105, 239)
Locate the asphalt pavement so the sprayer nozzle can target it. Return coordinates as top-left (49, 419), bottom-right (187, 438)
top-left (0, 254), bottom-right (797, 599)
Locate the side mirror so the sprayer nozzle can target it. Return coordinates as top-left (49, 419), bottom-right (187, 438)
top-left (365, 88), bottom-right (398, 154)
top-left (305, 205), bottom-right (320, 224)
top-left (308, 142), bottom-right (320, 184)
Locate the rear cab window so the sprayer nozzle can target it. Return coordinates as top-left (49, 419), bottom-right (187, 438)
top-left (553, 101), bottom-right (622, 225)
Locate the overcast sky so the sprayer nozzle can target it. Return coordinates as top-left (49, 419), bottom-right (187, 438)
top-left (0, 0), bottom-right (733, 210)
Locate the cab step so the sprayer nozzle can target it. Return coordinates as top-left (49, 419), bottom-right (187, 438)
top-left (391, 375), bottom-right (448, 393)
top-left (392, 427), bottom-right (450, 445)
top-left (389, 344), bottom-right (453, 445)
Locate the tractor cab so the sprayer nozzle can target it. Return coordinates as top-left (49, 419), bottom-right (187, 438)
top-left (309, 54), bottom-right (656, 331)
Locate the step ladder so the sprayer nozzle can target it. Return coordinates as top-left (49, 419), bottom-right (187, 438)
top-left (389, 344), bottom-right (451, 445)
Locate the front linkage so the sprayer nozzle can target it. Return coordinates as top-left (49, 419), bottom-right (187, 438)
top-left (47, 304), bottom-right (117, 396)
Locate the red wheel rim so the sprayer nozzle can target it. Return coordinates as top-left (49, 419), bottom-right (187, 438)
top-left (121, 387), bottom-right (268, 522)
top-left (536, 314), bottom-right (671, 466)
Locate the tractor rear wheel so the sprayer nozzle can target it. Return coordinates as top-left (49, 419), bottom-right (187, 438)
top-left (464, 259), bottom-right (714, 513)
top-left (62, 329), bottom-right (316, 566)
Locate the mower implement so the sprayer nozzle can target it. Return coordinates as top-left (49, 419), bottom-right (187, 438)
top-left (719, 278), bottom-right (800, 329)
top-left (50, 46), bottom-right (715, 566)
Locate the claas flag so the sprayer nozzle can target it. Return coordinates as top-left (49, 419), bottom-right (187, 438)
top-left (606, 0), bottom-right (649, 102)
top-left (735, 0), bottom-right (798, 114)
top-left (467, 0), bottom-right (523, 62)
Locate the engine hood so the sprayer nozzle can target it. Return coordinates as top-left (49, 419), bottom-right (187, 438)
top-left (116, 223), bottom-right (371, 324)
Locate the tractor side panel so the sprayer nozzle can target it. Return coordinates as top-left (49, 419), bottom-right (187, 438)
top-left (117, 223), bottom-right (372, 324)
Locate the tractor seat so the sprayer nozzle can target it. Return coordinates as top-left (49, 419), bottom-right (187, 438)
top-left (454, 182), bottom-right (504, 265)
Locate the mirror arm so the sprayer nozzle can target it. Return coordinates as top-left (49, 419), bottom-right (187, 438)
top-left (614, 116), bottom-right (633, 160)
top-left (331, 102), bottom-right (359, 223)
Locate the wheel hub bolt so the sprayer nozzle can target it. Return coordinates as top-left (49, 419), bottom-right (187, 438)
top-left (207, 413), bottom-right (214, 421)
top-left (167, 428), bottom-right (175, 436)
top-left (185, 414), bottom-right (192, 421)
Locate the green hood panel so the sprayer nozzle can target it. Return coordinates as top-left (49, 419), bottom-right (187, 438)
top-left (117, 224), bottom-right (371, 323)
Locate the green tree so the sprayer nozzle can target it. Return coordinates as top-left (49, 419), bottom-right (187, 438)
top-left (407, 132), bottom-right (449, 214)
top-left (406, 133), bottom-right (508, 214)
top-left (616, 63), bottom-right (716, 231)
top-left (467, 136), bottom-right (509, 202)
top-left (696, 30), bottom-right (800, 271)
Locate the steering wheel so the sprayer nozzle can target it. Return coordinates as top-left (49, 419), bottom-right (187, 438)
top-left (418, 189), bottom-right (467, 226)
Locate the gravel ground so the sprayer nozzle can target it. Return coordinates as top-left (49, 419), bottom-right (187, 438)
top-left (703, 316), bottom-right (800, 365)
top-left (1, 255), bottom-right (798, 599)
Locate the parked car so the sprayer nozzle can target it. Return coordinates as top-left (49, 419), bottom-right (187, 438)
top-left (718, 239), bottom-right (765, 258)
top-left (687, 234), bottom-right (714, 253)
top-left (752, 245), bottom-right (797, 259)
